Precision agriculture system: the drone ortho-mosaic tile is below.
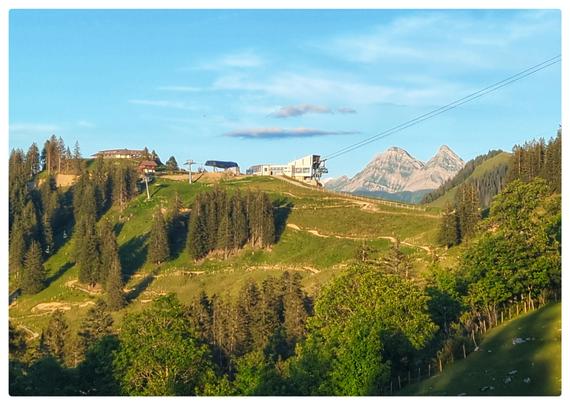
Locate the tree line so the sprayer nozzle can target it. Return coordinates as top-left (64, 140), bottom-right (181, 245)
top-left (437, 130), bottom-right (561, 248)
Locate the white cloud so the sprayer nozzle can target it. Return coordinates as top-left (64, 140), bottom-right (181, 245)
top-left (315, 11), bottom-right (558, 67)
top-left (77, 120), bottom-right (95, 128)
top-left (213, 71), bottom-right (467, 106)
top-left (128, 99), bottom-right (197, 110)
top-left (224, 127), bottom-right (359, 139)
top-left (10, 123), bottom-right (61, 134)
top-left (157, 85), bottom-right (203, 92)
top-left (193, 50), bottom-right (265, 71)
top-left (269, 104), bottom-right (332, 118)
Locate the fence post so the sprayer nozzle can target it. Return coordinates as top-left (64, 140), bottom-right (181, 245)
top-left (428, 363), bottom-right (431, 377)
top-left (463, 344), bottom-right (466, 359)
top-left (398, 376), bottom-right (401, 390)
top-left (501, 311), bottom-right (504, 324)
top-left (418, 367), bottom-right (421, 382)
top-left (439, 358), bottom-right (443, 373)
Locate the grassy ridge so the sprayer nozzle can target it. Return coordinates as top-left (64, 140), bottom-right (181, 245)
top-left (428, 152), bottom-right (511, 208)
top-left (9, 175), bottom-right (439, 336)
top-left (402, 303), bottom-right (561, 396)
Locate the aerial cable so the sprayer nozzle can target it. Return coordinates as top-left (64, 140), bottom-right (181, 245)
top-left (323, 54), bottom-right (561, 162)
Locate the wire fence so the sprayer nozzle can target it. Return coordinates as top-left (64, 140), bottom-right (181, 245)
top-left (381, 296), bottom-right (558, 395)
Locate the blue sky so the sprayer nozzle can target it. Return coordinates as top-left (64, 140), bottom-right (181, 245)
top-left (9, 9), bottom-right (561, 178)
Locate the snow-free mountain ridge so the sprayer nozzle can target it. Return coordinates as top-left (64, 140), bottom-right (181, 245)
top-left (325, 145), bottom-right (464, 202)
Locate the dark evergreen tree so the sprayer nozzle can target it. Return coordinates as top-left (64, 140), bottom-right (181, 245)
top-left (26, 142), bottom-right (41, 176)
top-left (106, 254), bottom-right (126, 311)
top-left (148, 207), bottom-right (170, 265)
top-left (43, 310), bottom-right (69, 363)
top-left (165, 156), bottom-right (179, 171)
top-left (78, 300), bottom-right (114, 356)
top-left (382, 240), bottom-right (413, 279)
top-left (437, 204), bottom-right (459, 247)
top-left (187, 197), bottom-right (209, 260)
top-left (21, 241), bottom-right (46, 294)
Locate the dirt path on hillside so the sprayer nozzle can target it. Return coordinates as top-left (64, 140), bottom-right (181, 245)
top-left (286, 223), bottom-right (432, 254)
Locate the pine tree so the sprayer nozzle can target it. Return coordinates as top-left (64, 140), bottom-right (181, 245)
top-left (148, 207), bottom-right (170, 265)
top-left (73, 141), bottom-right (82, 174)
top-left (9, 217), bottom-right (27, 282)
top-left (106, 254), bottom-right (126, 311)
top-left (260, 193), bottom-right (275, 247)
top-left (382, 239), bottom-right (413, 279)
top-left (236, 280), bottom-right (261, 353)
top-left (187, 197), bottom-right (209, 260)
top-left (21, 240), bottom-right (46, 294)
top-left (78, 300), bottom-right (114, 356)
top-left (231, 191), bottom-right (248, 250)
top-left (437, 204), bottom-right (459, 247)
top-left (99, 219), bottom-right (119, 286)
top-left (26, 142), bottom-right (41, 176)
top-left (217, 194), bottom-right (233, 258)
top-left (281, 272), bottom-right (308, 350)
top-left (43, 310), bottom-right (69, 363)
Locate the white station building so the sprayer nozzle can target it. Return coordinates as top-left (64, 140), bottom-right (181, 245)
top-left (247, 154), bottom-right (323, 182)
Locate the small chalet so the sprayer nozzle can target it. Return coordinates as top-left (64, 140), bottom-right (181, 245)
top-left (138, 160), bottom-right (158, 175)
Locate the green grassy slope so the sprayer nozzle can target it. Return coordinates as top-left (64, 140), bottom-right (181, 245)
top-left (428, 152), bottom-right (511, 208)
top-left (9, 175), bottom-right (441, 336)
top-left (402, 303), bottom-right (561, 396)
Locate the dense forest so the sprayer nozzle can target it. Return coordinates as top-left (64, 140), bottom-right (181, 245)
top-left (437, 130), bottom-right (561, 247)
top-left (8, 131), bottom-right (562, 396)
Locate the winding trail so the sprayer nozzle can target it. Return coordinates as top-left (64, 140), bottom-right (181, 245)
top-left (286, 223), bottom-right (432, 254)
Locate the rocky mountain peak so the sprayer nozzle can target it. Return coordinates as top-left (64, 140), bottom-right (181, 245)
top-left (325, 145), bottom-right (464, 195)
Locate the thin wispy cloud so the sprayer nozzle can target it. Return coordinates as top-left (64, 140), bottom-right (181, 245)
top-left (157, 85), bottom-right (203, 92)
top-left (224, 127), bottom-right (359, 140)
top-left (77, 120), bottom-right (95, 128)
top-left (193, 50), bottom-right (265, 71)
top-left (10, 122), bottom-right (61, 134)
top-left (316, 11), bottom-right (558, 68)
top-left (269, 104), bottom-right (332, 118)
top-left (128, 99), bottom-right (197, 110)
top-left (337, 107), bottom-right (357, 114)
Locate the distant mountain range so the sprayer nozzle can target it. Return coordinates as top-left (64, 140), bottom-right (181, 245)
top-left (323, 145), bottom-right (464, 203)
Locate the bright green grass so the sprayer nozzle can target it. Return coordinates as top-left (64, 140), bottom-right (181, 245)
top-left (429, 152), bottom-right (512, 208)
top-left (402, 303), bottom-right (561, 396)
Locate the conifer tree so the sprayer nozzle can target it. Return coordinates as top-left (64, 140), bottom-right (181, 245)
top-left (187, 197), bottom-right (209, 260)
top-left (9, 217), bottom-right (27, 282)
top-left (282, 272), bottom-right (308, 349)
top-left (99, 219), bottom-right (119, 286)
top-left (43, 310), bottom-right (69, 363)
top-left (217, 194), bottom-right (233, 258)
top-left (21, 241), bottom-right (46, 294)
top-left (78, 300), bottom-right (114, 355)
top-left (26, 142), bottom-right (41, 176)
top-left (106, 255), bottom-right (126, 311)
top-left (231, 191), bottom-right (248, 250)
top-left (260, 193), bottom-right (276, 247)
top-left (382, 239), bottom-right (413, 279)
top-left (148, 207), bottom-right (170, 265)
top-left (437, 204), bottom-right (459, 247)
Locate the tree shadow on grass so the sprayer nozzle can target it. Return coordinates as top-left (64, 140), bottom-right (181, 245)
top-left (168, 213), bottom-right (189, 261)
top-left (273, 197), bottom-right (294, 242)
top-left (46, 261), bottom-right (74, 287)
top-left (126, 269), bottom-right (158, 303)
top-left (119, 234), bottom-right (148, 282)
top-left (151, 183), bottom-right (167, 198)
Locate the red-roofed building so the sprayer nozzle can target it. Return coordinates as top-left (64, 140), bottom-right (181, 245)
top-left (138, 160), bottom-right (158, 174)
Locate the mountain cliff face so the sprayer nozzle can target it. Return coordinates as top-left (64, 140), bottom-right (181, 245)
top-left (325, 145), bottom-right (464, 201)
